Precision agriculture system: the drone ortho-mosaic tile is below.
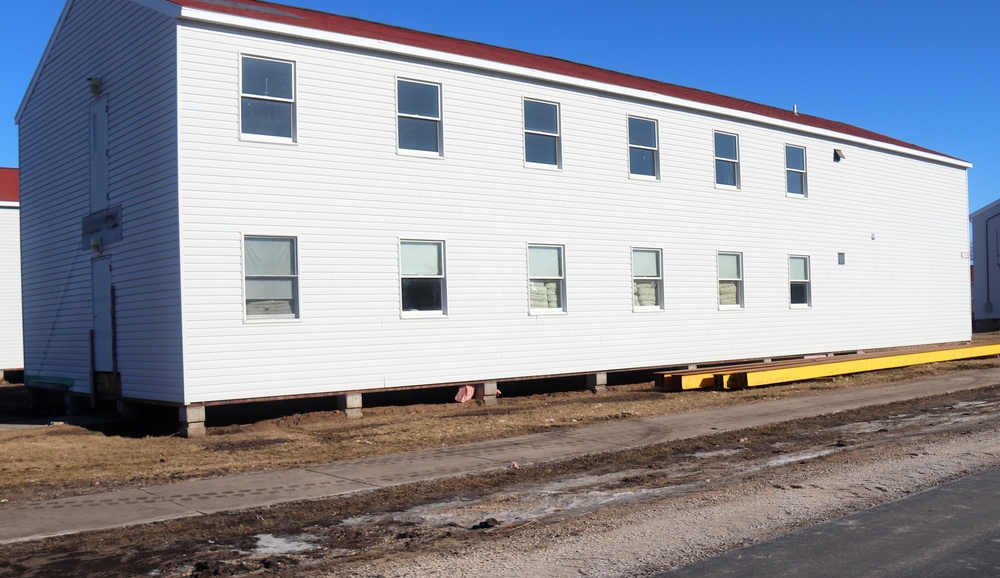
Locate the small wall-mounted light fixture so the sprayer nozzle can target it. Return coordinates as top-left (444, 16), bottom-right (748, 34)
top-left (834, 149), bottom-right (846, 162)
top-left (838, 252), bottom-right (846, 265)
top-left (89, 236), bottom-right (103, 254)
top-left (88, 77), bottom-right (102, 95)
top-left (871, 233), bottom-right (876, 240)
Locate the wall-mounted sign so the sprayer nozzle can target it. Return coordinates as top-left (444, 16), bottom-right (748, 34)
top-left (81, 204), bottom-right (123, 251)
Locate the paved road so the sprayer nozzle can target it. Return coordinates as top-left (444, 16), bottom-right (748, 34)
top-left (660, 466), bottom-right (1000, 577)
top-left (2, 367), bottom-right (1000, 545)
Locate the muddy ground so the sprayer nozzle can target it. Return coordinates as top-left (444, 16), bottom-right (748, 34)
top-left (3, 363), bottom-right (1000, 577)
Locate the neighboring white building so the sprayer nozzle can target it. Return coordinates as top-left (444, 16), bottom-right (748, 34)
top-left (16, 0), bottom-right (972, 434)
top-left (0, 168), bottom-right (22, 377)
top-left (971, 200), bottom-right (1000, 328)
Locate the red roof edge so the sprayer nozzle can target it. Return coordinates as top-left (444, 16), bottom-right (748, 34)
top-left (170, 0), bottom-right (966, 164)
top-left (0, 168), bottom-right (18, 203)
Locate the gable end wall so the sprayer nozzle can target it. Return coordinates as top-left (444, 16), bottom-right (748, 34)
top-left (19, 0), bottom-right (182, 401)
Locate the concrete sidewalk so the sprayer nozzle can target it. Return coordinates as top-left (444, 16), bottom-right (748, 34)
top-left (3, 368), bottom-right (999, 544)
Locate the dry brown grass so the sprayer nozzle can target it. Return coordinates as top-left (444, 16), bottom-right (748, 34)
top-left (2, 356), bottom-right (1000, 505)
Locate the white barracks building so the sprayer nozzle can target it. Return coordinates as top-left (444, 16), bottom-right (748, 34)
top-left (16, 0), bottom-right (972, 434)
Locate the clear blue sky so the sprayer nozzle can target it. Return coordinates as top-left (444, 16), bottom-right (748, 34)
top-left (4, 0), bottom-right (999, 211)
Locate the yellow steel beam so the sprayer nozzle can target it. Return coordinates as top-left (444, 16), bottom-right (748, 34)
top-left (656, 372), bottom-right (716, 390)
top-left (679, 373), bottom-right (716, 390)
top-left (730, 344), bottom-right (1000, 388)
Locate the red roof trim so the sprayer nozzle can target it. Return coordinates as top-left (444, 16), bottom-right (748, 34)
top-left (171, 0), bottom-right (960, 162)
top-left (0, 168), bottom-right (18, 203)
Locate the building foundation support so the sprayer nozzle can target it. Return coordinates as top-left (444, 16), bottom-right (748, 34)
top-left (475, 381), bottom-right (498, 406)
top-left (179, 405), bottom-right (206, 438)
top-left (585, 372), bottom-right (607, 394)
top-left (338, 393), bottom-right (363, 419)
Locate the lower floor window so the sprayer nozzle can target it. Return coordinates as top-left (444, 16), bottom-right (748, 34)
top-left (718, 252), bottom-right (743, 307)
top-left (244, 236), bottom-right (298, 318)
top-left (790, 255), bottom-right (811, 306)
top-left (632, 248), bottom-right (662, 308)
top-left (528, 244), bottom-right (565, 311)
top-left (401, 240), bottom-right (445, 312)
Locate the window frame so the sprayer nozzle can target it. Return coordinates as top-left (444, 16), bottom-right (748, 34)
top-left (628, 116), bottom-right (659, 179)
top-left (714, 131), bottom-right (740, 189)
top-left (523, 98), bottom-right (562, 169)
top-left (243, 235), bottom-right (300, 321)
top-left (239, 55), bottom-right (296, 143)
top-left (399, 239), bottom-right (447, 316)
top-left (527, 244), bottom-right (566, 314)
top-left (789, 255), bottom-right (811, 307)
top-left (717, 251), bottom-right (744, 309)
top-left (785, 144), bottom-right (808, 197)
top-left (396, 78), bottom-right (443, 156)
top-left (632, 247), bottom-right (663, 310)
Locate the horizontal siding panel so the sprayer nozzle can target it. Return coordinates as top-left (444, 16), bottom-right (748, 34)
top-left (19, 0), bottom-right (181, 398)
top-left (175, 20), bottom-right (969, 401)
top-left (0, 207), bottom-right (23, 368)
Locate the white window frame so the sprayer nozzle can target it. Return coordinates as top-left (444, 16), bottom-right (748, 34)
top-left (785, 144), bottom-right (807, 197)
top-left (396, 78), bottom-right (443, 156)
top-left (400, 240), bottom-right (447, 316)
top-left (718, 251), bottom-right (744, 309)
top-left (714, 131), bottom-right (740, 189)
top-left (632, 248), bottom-right (663, 310)
top-left (239, 55), bottom-right (296, 143)
top-left (243, 235), bottom-right (300, 321)
top-left (528, 244), bottom-right (566, 314)
top-left (789, 255), bottom-right (811, 307)
top-left (523, 99), bottom-right (562, 169)
top-left (628, 116), bottom-right (659, 180)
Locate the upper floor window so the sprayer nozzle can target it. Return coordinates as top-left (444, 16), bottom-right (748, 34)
top-left (786, 145), bottom-right (807, 196)
top-left (790, 255), bottom-right (811, 306)
top-left (632, 248), bottom-right (662, 308)
top-left (628, 117), bottom-right (658, 178)
top-left (524, 99), bottom-right (561, 167)
top-left (397, 80), bottom-right (442, 154)
top-left (245, 236), bottom-right (298, 318)
top-left (718, 252), bottom-right (743, 308)
top-left (714, 132), bottom-right (740, 187)
top-left (528, 244), bottom-right (565, 312)
top-left (400, 240), bottom-right (446, 313)
top-left (241, 56), bottom-right (295, 139)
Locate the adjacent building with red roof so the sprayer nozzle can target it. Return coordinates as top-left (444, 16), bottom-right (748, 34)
top-left (0, 168), bottom-right (18, 203)
top-left (0, 167), bottom-right (22, 372)
top-left (15, 0), bottom-right (971, 434)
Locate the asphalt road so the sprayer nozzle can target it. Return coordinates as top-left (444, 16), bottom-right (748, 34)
top-left (660, 466), bottom-right (1000, 577)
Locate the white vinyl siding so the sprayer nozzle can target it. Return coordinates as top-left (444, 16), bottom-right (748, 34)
top-left (0, 205), bottom-right (22, 369)
top-left (172, 21), bottom-right (970, 404)
top-left (18, 0), bottom-right (181, 401)
top-left (0, 8), bottom-right (922, 405)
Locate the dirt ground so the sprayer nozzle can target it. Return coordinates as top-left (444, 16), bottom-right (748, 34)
top-left (0, 356), bottom-right (997, 506)
top-left (3, 350), bottom-right (1000, 576)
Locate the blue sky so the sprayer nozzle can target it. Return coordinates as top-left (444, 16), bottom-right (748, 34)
top-left (4, 0), bottom-right (998, 210)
